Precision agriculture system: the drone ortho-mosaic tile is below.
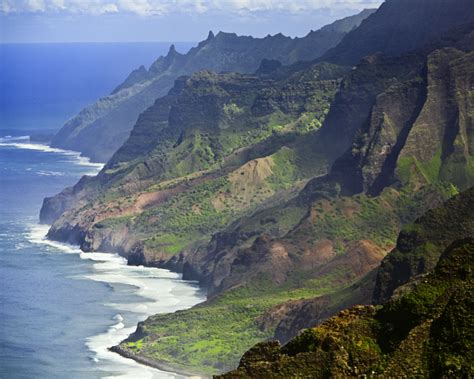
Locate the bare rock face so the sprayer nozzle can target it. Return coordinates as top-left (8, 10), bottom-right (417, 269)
top-left (318, 52), bottom-right (425, 163)
top-left (39, 175), bottom-right (98, 224)
top-left (323, 47), bottom-right (474, 198)
top-left (395, 48), bottom-right (474, 188)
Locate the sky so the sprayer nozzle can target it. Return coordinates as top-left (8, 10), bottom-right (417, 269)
top-left (0, 0), bottom-right (383, 43)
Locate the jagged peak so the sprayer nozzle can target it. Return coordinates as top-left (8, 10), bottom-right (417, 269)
top-left (166, 44), bottom-right (183, 58)
top-left (168, 44), bottom-right (176, 54)
top-left (197, 30), bottom-right (216, 48)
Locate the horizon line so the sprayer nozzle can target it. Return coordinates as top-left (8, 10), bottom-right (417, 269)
top-left (0, 41), bottom-right (198, 45)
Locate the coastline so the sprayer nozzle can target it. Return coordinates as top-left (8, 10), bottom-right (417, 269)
top-left (41, 222), bottom-right (211, 378)
top-left (110, 345), bottom-right (208, 379)
top-left (22, 137), bottom-right (211, 377)
top-left (37, 227), bottom-right (208, 378)
top-left (1, 137), bottom-right (207, 378)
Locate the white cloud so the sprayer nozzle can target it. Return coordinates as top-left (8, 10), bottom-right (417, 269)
top-left (49, 0), bottom-right (66, 10)
top-left (117, 0), bottom-right (167, 16)
top-left (0, 0), bottom-right (118, 14)
top-left (26, 0), bottom-right (46, 12)
top-left (1, 0), bottom-right (46, 13)
top-left (0, 0), bottom-right (383, 15)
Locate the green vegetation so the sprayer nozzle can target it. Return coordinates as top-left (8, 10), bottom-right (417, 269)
top-left (43, 22), bottom-right (474, 379)
top-left (397, 149), bottom-right (443, 186)
top-left (123, 184), bottom-right (471, 375)
top-left (267, 148), bottom-right (299, 190)
top-left (120, 272), bottom-right (361, 375)
top-left (91, 103), bottom-right (335, 256)
top-left (219, 189), bottom-right (474, 378)
top-left (293, 185), bottom-right (447, 253)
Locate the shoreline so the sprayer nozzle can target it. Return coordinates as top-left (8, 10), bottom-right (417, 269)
top-left (40, 226), bottom-right (208, 378)
top-left (11, 137), bottom-right (207, 378)
top-left (41, 221), bottom-right (210, 378)
top-left (110, 345), bottom-right (208, 378)
top-left (21, 137), bottom-right (210, 377)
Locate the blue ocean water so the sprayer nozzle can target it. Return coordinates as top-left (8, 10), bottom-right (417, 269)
top-left (0, 135), bottom-right (205, 378)
top-left (0, 41), bottom-right (204, 378)
top-left (0, 42), bottom-right (194, 130)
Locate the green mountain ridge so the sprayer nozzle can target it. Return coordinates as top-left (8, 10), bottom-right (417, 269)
top-left (42, 61), bottom-right (348, 255)
top-left (107, 24), bottom-right (473, 375)
top-left (50, 9), bottom-right (374, 162)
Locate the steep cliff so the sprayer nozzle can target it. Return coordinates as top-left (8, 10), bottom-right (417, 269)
top-left (374, 182), bottom-right (474, 304)
top-left (219, 187), bottom-right (474, 378)
top-left (180, 38), bottom-right (474, 300)
top-left (43, 61), bottom-right (348, 263)
top-left (112, 24), bottom-right (474, 374)
top-left (50, 10), bottom-right (374, 162)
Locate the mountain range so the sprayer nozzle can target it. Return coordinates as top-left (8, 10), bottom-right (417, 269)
top-left (50, 9), bottom-right (375, 162)
top-left (40, 0), bottom-right (474, 376)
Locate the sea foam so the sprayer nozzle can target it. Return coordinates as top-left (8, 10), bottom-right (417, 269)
top-left (0, 136), bottom-right (104, 173)
top-left (26, 225), bottom-right (204, 379)
top-left (18, 136), bottom-right (204, 378)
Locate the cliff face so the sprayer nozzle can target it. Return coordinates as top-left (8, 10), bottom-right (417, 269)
top-left (317, 52), bottom-right (425, 163)
top-left (180, 39), bottom-right (474, 300)
top-left (211, 42), bottom-right (474, 372)
top-left (219, 188), bottom-right (474, 378)
top-left (43, 61), bottom-right (348, 266)
top-left (327, 47), bottom-right (474, 196)
top-left (50, 10), bottom-right (374, 162)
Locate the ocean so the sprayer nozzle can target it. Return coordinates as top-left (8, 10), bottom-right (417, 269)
top-left (0, 134), bottom-right (205, 378)
top-left (0, 42), bottom-right (205, 378)
top-left (0, 42), bottom-right (194, 131)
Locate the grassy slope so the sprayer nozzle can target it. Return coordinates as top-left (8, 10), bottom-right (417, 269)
top-left (95, 115), bottom-right (329, 257)
top-left (82, 64), bottom-right (346, 257)
top-left (116, 183), bottom-right (457, 375)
